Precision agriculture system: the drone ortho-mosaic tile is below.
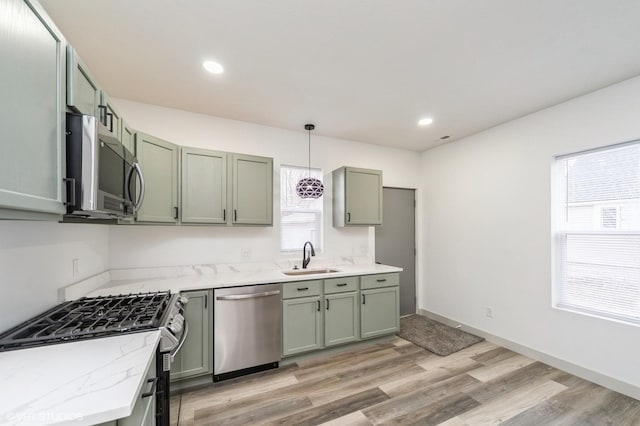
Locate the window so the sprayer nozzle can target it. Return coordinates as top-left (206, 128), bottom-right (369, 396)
top-left (280, 165), bottom-right (323, 252)
top-left (554, 141), bottom-right (640, 325)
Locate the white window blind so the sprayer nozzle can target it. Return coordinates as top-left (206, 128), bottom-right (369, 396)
top-left (280, 165), bottom-right (323, 252)
top-left (554, 141), bottom-right (640, 324)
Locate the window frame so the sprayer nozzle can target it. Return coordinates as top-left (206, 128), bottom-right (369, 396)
top-left (279, 164), bottom-right (324, 253)
top-left (552, 140), bottom-right (640, 326)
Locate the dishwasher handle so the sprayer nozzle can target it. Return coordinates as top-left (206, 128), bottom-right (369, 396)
top-left (216, 290), bottom-right (280, 300)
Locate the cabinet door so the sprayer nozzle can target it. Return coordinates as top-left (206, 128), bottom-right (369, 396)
top-left (118, 351), bottom-right (156, 426)
top-left (324, 292), bottom-right (359, 347)
top-left (171, 290), bottom-right (213, 381)
top-left (66, 45), bottom-right (100, 117)
top-left (181, 148), bottom-right (227, 224)
top-left (231, 154), bottom-right (273, 225)
top-left (135, 132), bottom-right (179, 223)
top-left (282, 296), bottom-right (323, 356)
top-left (345, 168), bottom-right (383, 225)
top-left (121, 121), bottom-right (135, 153)
top-left (360, 287), bottom-right (399, 339)
top-left (100, 92), bottom-right (122, 141)
top-left (0, 0), bottom-right (65, 216)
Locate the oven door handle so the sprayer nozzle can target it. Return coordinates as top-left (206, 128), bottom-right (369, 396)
top-left (170, 319), bottom-right (189, 362)
top-left (216, 290), bottom-right (280, 300)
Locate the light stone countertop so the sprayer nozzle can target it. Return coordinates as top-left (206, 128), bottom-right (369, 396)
top-left (0, 331), bottom-right (161, 426)
top-left (8, 261), bottom-right (401, 426)
top-left (84, 263), bottom-right (403, 298)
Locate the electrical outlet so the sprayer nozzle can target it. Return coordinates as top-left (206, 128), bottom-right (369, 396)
top-left (485, 306), bottom-right (494, 318)
top-left (72, 258), bottom-right (80, 277)
top-left (240, 248), bottom-right (251, 261)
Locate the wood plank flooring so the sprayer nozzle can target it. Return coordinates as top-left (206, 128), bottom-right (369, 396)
top-left (170, 338), bottom-right (640, 425)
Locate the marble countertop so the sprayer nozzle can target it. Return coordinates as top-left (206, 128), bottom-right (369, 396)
top-left (0, 331), bottom-right (160, 426)
top-left (85, 263), bottom-right (403, 298)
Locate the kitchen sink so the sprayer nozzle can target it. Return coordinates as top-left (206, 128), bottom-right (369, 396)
top-left (282, 268), bottom-right (341, 276)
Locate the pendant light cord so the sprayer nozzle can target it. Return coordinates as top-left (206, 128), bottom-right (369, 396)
top-left (308, 128), bottom-right (311, 175)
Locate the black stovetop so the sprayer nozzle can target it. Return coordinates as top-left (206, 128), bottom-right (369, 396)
top-left (0, 291), bottom-right (172, 351)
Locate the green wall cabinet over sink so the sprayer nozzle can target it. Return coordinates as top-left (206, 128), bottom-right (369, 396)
top-left (135, 132), bottom-right (179, 223)
top-left (0, 0), bottom-right (66, 219)
top-left (332, 167), bottom-right (383, 226)
top-left (171, 290), bottom-right (213, 381)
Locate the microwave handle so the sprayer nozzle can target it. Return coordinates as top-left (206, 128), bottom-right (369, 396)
top-left (133, 162), bottom-right (145, 213)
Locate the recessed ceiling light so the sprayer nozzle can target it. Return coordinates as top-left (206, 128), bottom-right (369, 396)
top-left (418, 117), bottom-right (433, 126)
top-left (203, 60), bottom-right (224, 74)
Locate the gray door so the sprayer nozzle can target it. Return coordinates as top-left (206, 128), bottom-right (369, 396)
top-left (375, 187), bottom-right (416, 316)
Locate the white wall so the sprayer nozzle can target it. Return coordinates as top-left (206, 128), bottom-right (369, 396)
top-left (419, 75), bottom-right (640, 393)
top-left (110, 99), bottom-right (421, 268)
top-left (0, 222), bottom-right (109, 330)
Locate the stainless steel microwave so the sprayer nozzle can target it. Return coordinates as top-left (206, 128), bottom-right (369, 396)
top-left (65, 113), bottom-right (145, 219)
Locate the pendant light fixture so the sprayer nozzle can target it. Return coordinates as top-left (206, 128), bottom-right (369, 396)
top-left (296, 124), bottom-right (324, 199)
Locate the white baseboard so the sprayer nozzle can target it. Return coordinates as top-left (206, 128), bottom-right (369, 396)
top-left (418, 308), bottom-right (640, 401)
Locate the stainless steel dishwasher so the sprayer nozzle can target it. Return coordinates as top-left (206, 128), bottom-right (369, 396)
top-left (213, 283), bottom-right (282, 381)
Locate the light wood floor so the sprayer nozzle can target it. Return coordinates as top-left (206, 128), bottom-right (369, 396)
top-left (170, 338), bottom-right (640, 425)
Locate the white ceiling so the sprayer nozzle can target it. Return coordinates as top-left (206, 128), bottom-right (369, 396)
top-left (41, 0), bottom-right (640, 151)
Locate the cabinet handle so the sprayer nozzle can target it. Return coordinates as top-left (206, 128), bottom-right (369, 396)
top-left (317, 300), bottom-right (320, 311)
top-left (174, 206), bottom-right (179, 219)
top-left (347, 212), bottom-right (351, 222)
top-left (98, 105), bottom-right (107, 125)
top-left (223, 209), bottom-right (226, 221)
top-left (141, 377), bottom-right (157, 399)
top-left (326, 299), bottom-right (330, 310)
top-left (204, 294), bottom-right (208, 309)
top-left (106, 112), bottom-right (114, 133)
top-left (234, 209), bottom-right (237, 221)
top-left (297, 287), bottom-right (309, 291)
top-left (336, 283), bottom-right (347, 287)
top-left (63, 177), bottom-right (76, 206)
top-left (376, 279), bottom-right (387, 283)
top-left (362, 294), bottom-right (366, 305)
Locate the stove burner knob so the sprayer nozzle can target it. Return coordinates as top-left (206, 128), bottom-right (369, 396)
top-left (178, 295), bottom-right (189, 305)
top-left (168, 321), bottom-right (182, 334)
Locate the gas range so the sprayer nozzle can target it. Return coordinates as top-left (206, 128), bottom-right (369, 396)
top-left (0, 291), bottom-right (188, 426)
top-left (0, 291), bottom-right (187, 352)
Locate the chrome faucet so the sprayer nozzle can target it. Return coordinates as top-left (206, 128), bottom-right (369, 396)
top-left (302, 241), bottom-right (315, 269)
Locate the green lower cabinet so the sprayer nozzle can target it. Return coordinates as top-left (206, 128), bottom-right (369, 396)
top-left (282, 296), bottom-right (323, 356)
top-left (324, 292), bottom-right (359, 347)
top-left (171, 290), bottom-right (213, 381)
top-left (360, 286), bottom-right (400, 339)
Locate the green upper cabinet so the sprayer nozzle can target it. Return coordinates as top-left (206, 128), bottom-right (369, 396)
top-left (100, 92), bottom-right (122, 141)
top-left (181, 148), bottom-right (227, 224)
top-left (121, 120), bottom-right (135, 153)
top-left (231, 154), bottom-right (273, 225)
top-left (135, 132), bottom-right (179, 223)
top-left (0, 0), bottom-right (66, 218)
top-left (66, 45), bottom-right (100, 117)
top-left (332, 166), bottom-right (383, 226)
top-left (171, 290), bottom-right (213, 381)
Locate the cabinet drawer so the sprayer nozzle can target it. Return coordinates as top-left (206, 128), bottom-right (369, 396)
top-left (324, 276), bottom-right (358, 294)
top-left (282, 280), bottom-right (322, 299)
top-left (360, 273), bottom-right (399, 290)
